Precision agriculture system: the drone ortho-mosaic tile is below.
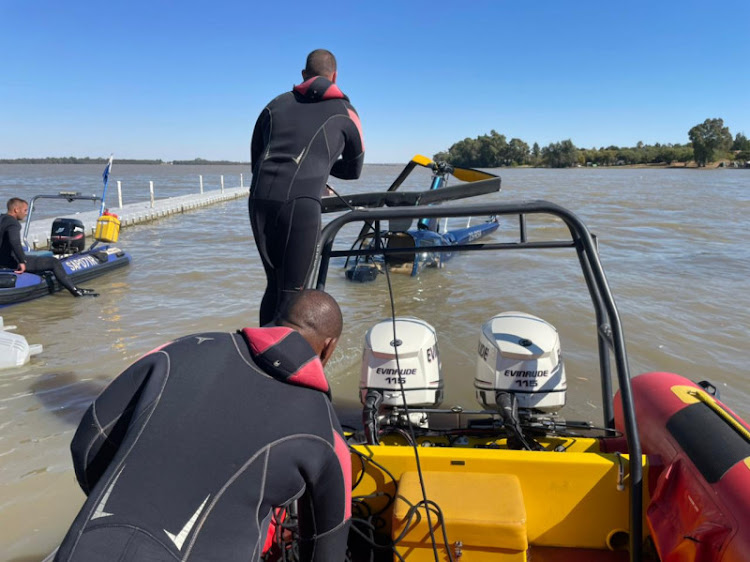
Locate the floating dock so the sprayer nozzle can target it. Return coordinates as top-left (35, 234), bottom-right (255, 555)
top-left (24, 186), bottom-right (249, 250)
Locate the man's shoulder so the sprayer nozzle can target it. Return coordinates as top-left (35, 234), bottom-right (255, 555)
top-left (145, 332), bottom-right (257, 375)
top-left (140, 333), bottom-right (236, 360)
top-left (265, 90), bottom-right (295, 109)
top-left (168, 332), bottom-right (234, 348)
top-left (0, 214), bottom-right (20, 239)
top-left (0, 214), bottom-right (19, 227)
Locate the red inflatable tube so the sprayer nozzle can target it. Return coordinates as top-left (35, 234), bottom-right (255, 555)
top-left (614, 371), bottom-right (750, 562)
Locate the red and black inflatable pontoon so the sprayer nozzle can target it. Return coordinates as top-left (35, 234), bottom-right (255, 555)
top-left (616, 372), bottom-right (750, 561)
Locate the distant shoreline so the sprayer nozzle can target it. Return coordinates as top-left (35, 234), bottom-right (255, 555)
top-left (1, 159), bottom-right (746, 169)
top-left (584, 160), bottom-right (747, 170)
top-left (0, 158), bottom-right (250, 165)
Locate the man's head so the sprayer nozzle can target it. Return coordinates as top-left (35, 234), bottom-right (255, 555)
top-left (277, 289), bottom-right (343, 366)
top-left (6, 198), bottom-right (29, 221)
top-left (301, 49), bottom-right (337, 83)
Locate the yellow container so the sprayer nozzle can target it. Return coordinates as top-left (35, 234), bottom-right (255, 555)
top-left (95, 214), bottom-right (120, 243)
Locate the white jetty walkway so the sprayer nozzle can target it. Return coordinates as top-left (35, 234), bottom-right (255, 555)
top-left (24, 186), bottom-right (249, 250)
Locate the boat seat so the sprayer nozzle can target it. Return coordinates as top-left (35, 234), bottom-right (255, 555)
top-left (393, 470), bottom-right (528, 561)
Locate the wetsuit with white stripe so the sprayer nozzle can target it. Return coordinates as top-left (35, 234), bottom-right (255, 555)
top-left (249, 76), bottom-right (364, 325)
top-left (55, 327), bottom-right (351, 562)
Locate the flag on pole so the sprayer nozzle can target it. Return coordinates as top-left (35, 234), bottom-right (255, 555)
top-left (102, 155), bottom-right (114, 186)
top-left (100, 154), bottom-right (114, 215)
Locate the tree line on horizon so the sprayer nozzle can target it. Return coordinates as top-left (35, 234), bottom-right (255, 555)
top-left (433, 118), bottom-right (750, 169)
top-left (0, 156), bottom-right (165, 165)
top-left (4, 119), bottom-right (748, 169)
top-left (0, 157), bottom-right (250, 165)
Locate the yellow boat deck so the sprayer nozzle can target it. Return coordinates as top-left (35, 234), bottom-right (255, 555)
top-left (349, 436), bottom-right (652, 561)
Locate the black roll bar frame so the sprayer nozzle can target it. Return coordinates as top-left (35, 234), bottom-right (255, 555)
top-left (311, 200), bottom-right (643, 561)
top-left (21, 192), bottom-right (101, 249)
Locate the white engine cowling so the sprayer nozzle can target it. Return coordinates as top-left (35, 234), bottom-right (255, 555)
top-left (474, 311), bottom-right (566, 413)
top-left (360, 317), bottom-right (443, 408)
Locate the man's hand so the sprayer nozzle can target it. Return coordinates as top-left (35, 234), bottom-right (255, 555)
top-left (14, 263), bottom-right (26, 274)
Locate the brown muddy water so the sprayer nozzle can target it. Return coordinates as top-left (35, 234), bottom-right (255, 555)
top-left (0, 164), bottom-right (748, 560)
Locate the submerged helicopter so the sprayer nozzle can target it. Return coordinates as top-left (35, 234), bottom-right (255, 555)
top-left (321, 155), bottom-right (502, 282)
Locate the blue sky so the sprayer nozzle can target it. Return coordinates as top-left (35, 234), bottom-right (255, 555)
top-left (2, 0), bottom-right (748, 163)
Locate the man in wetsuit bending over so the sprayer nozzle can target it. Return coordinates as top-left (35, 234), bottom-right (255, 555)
top-left (250, 49), bottom-right (364, 325)
top-left (0, 198), bottom-right (96, 297)
top-left (55, 289), bottom-right (351, 561)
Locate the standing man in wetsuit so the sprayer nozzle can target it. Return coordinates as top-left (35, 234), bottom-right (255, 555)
top-left (55, 289), bottom-right (351, 562)
top-left (0, 198), bottom-right (96, 297)
top-left (250, 49), bottom-right (364, 325)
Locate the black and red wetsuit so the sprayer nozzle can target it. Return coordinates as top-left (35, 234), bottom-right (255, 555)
top-left (55, 327), bottom-right (351, 562)
top-left (249, 76), bottom-right (364, 325)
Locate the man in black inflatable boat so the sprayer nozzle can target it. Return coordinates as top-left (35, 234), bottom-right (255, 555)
top-left (55, 289), bottom-right (351, 562)
top-left (249, 48), bottom-right (365, 326)
top-left (0, 197), bottom-right (97, 297)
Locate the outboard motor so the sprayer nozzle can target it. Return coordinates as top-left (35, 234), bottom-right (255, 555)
top-left (360, 317), bottom-right (443, 443)
top-left (474, 311), bottom-right (566, 449)
top-left (50, 218), bottom-right (85, 254)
